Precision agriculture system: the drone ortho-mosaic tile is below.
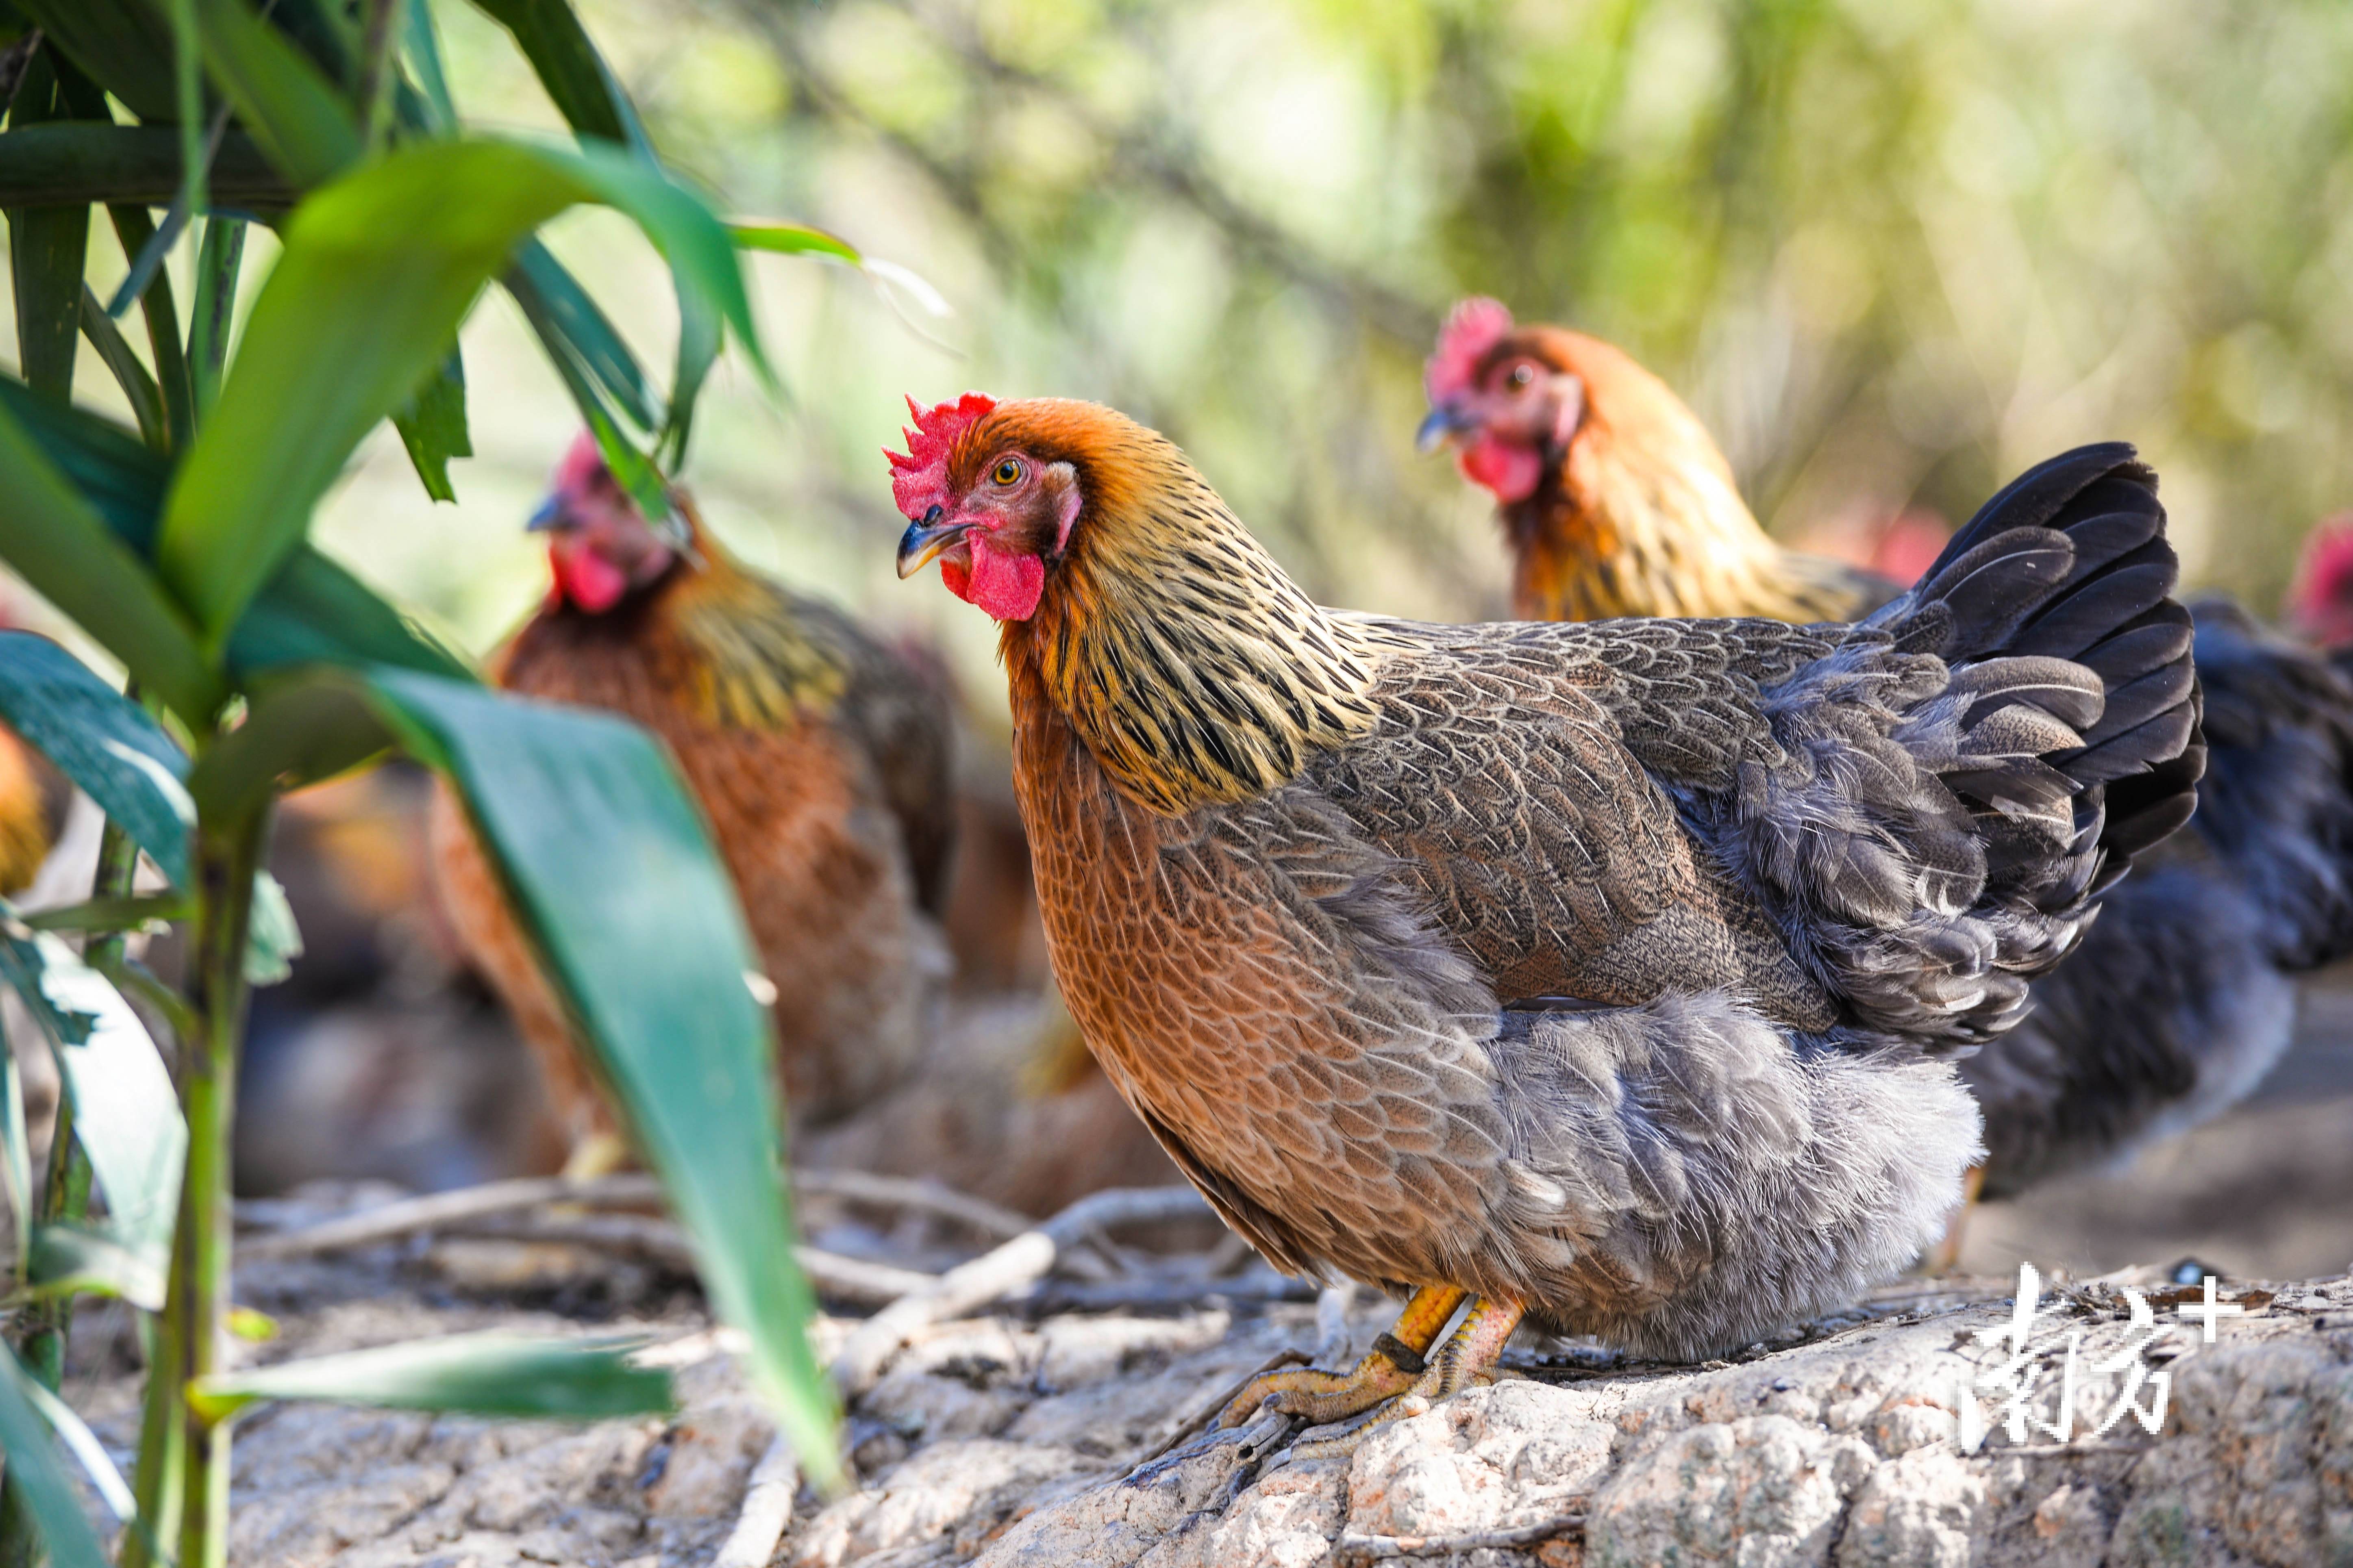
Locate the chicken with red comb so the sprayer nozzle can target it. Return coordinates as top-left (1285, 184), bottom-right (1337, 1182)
top-left (895, 391), bottom-right (2199, 1447)
top-left (431, 434), bottom-right (957, 1172)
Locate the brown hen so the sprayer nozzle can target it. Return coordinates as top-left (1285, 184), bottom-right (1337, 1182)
top-left (893, 392), bottom-right (2199, 1446)
top-left (431, 434), bottom-right (955, 1169)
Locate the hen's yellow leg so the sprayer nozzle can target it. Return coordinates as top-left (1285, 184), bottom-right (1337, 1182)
top-left (1216, 1284), bottom-right (1467, 1428)
top-left (1292, 1295), bottom-right (1525, 1460)
top-left (1922, 1162), bottom-right (1986, 1277)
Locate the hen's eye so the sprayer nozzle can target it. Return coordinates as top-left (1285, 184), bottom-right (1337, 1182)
top-left (1507, 364), bottom-right (1536, 389)
top-left (992, 458), bottom-right (1023, 485)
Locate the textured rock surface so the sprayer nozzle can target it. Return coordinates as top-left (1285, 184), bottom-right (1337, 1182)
top-left (76, 1257), bottom-right (2353, 1567)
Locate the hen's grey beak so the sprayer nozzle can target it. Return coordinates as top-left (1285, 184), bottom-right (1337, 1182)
top-left (897, 507), bottom-right (974, 579)
top-left (525, 494), bottom-right (567, 532)
top-left (1417, 403), bottom-right (1474, 454)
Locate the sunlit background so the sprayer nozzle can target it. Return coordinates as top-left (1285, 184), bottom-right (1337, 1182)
top-left (15, 0), bottom-right (2353, 1274)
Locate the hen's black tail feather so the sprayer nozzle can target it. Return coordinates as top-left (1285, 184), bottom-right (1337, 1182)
top-left (1881, 443), bottom-right (2206, 904)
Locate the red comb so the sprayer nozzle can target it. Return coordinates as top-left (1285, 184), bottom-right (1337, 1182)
top-left (886, 392), bottom-right (998, 520)
top-left (1425, 297), bottom-right (1515, 402)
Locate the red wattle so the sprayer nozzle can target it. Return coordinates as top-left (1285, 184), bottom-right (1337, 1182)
top-left (963, 540), bottom-right (1045, 621)
top-left (1458, 436), bottom-right (1545, 504)
top-left (550, 540), bottom-right (631, 613)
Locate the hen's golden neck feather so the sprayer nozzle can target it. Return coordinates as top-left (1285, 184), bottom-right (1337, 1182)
top-left (1493, 328), bottom-right (1872, 625)
top-left (989, 404), bottom-right (1389, 815)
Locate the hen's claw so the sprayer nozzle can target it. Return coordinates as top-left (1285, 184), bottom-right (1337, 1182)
top-left (1216, 1284), bottom-right (1466, 1429)
top-left (1290, 1295), bottom-right (1525, 1461)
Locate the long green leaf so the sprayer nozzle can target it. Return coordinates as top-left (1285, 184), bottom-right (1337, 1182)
top-left (0, 124), bottom-right (291, 211)
top-left (0, 632), bottom-right (193, 886)
top-left (361, 669), bottom-right (839, 1483)
top-left (404, 0), bottom-right (457, 129)
top-left (11, 0), bottom-right (180, 121)
top-left (465, 0), bottom-right (652, 156)
top-left (187, 1331), bottom-right (671, 1422)
top-left (26, 1222), bottom-right (165, 1310)
top-left (157, 136), bottom-right (760, 646)
top-left (0, 927), bottom-right (185, 1260)
top-left (0, 1346), bottom-right (108, 1568)
top-left (0, 1012), bottom-right (27, 1279)
top-left (0, 397), bottom-right (223, 723)
top-left (228, 548), bottom-right (476, 681)
top-left (188, 0), bottom-right (361, 188)
top-left (506, 239), bottom-right (657, 430)
top-left (78, 287), bottom-right (169, 452)
top-left (730, 221), bottom-right (861, 265)
top-left (5, 51), bottom-right (91, 402)
top-left (391, 347), bottom-right (472, 502)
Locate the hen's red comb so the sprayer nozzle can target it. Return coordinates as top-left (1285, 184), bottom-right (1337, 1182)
top-left (552, 428), bottom-right (608, 495)
top-left (886, 392), bottom-right (998, 520)
top-left (1425, 297), bottom-right (1515, 402)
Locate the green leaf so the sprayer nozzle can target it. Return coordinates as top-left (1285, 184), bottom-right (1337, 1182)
top-left (0, 371), bottom-right (165, 545)
top-left (466, 0), bottom-right (653, 158)
top-left (26, 1221), bottom-right (165, 1310)
top-left (0, 1345), bottom-right (110, 1568)
top-left (188, 0), bottom-right (362, 189)
top-left (0, 124), bottom-right (291, 211)
top-left (244, 868), bottom-right (303, 985)
top-left (228, 547), bottom-right (476, 682)
top-left (661, 282), bottom-right (720, 468)
top-left (404, 0), bottom-right (458, 129)
top-left (78, 286), bottom-right (169, 452)
top-left (0, 632), bottom-right (194, 886)
top-left (5, 50), bottom-right (91, 402)
top-left (11, 0), bottom-right (180, 121)
top-left (0, 397), bottom-right (224, 723)
top-left (730, 221), bottom-right (861, 265)
top-left (21, 893), bottom-right (187, 934)
top-left (391, 346), bottom-right (472, 503)
top-left (187, 1331), bottom-right (672, 1423)
top-left (11, 1362), bottom-right (136, 1525)
top-left (157, 136), bottom-right (760, 647)
top-left (361, 669), bottom-right (840, 1483)
top-left (0, 926), bottom-right (186, 1260)
top-left (507, 238), bottom-right (657, 430)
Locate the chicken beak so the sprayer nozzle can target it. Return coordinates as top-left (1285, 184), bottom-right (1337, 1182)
top-left (525, 494), bottom-right (568, 532)
top-left (1417, 403), bottom-right (1475, 454)
top-left (897, 510), bottom-right (976, 579)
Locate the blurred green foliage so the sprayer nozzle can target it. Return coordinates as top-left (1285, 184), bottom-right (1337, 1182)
top-left (633, 0), bottom-right (2353, 625)
top-left (27, 0), bottom-right (2353, 686)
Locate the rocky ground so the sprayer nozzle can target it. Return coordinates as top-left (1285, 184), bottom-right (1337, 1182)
top-left (56, 1232), bottom-right (2353, 1568)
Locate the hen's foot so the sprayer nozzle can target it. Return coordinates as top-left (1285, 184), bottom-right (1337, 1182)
top-left (1920, 1161), bottom-right (1986, 1277)
top-left (1216, 1284), bottom-right (1466, 1429)
top-left (1290, 1296), bottom-right (1525, 1461)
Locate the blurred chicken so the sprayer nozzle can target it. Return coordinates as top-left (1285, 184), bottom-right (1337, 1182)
top-left (1422, 299), bottom-right (2353, 1219)
top-left (0, 725), bottom-right (66, 895)
top-left (894, 391), bottom-right (2197, 1435)
top-left (430, 434), bottom-right (955, 1171)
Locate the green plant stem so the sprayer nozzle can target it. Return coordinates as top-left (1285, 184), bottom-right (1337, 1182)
top-left (104, 206), bottom-right (195, 453)
top-left (189, 217), bottom-right (246, 421)
top-left (170, 807), bottom-right (264, 1568)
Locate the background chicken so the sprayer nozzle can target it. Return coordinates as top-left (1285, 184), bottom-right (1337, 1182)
top-left (430, 434), bottom-right (956, 1171)
top-left (892, 391), bottom-right (2199, 1437)
top-left (1420, 298), bottom-right (2353, 1212)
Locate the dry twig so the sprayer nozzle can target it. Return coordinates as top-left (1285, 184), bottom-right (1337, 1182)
top-left (447, 1213), bottom-right (937, 1305)
top-left (831, 1186), bottom-right (1211, 1396)
top-left (710, 1432), bottom-right (800, 1568)
top-left (1331, 1514), bottom-right (1587, 1560)
top-left (1125, 1345), bottom-right (1309, 1472)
